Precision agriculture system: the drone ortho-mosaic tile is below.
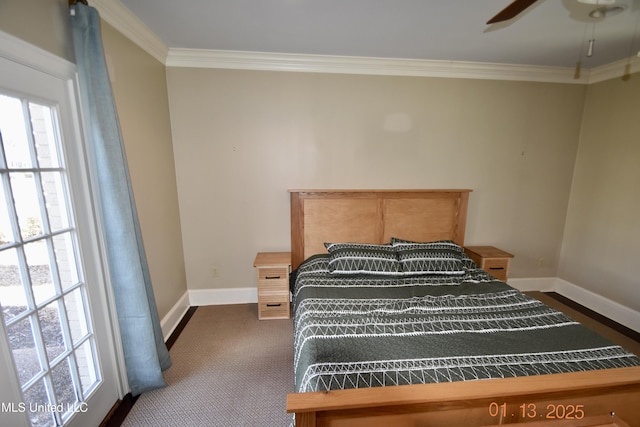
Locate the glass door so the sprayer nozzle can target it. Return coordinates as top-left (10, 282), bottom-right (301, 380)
top-left (0, 48), bottom-right (120, 427)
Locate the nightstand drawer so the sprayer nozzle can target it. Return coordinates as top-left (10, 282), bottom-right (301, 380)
top-left (258, 295), bottom-right (290, 320)
top-left (257, 268), bottom-right (288, 295)
top-left (258, 267), bottom-right (288, 281)
top-left (483, 259), bottom-right (509, 281)
top-left (464, 246), bottom-right (513, 282)
top-left (258, 282), bottom-right (289, 297)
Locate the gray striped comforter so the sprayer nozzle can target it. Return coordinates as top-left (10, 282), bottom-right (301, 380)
top-left (292, 254), bottom-right (640, 393)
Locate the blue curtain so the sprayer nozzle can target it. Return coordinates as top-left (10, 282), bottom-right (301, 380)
top-left (70, 4), bottom-right (171, 395)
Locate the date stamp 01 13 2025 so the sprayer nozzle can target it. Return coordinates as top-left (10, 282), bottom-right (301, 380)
top-left (489, 401), bottom-right (587, 421)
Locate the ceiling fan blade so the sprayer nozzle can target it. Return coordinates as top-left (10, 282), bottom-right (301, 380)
top-left (487, 0), bottom-right (539, 24)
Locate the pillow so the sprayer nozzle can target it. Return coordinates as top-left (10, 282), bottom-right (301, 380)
top-left (390, 237), bottom-right (464, 253)
top-left (324, 242), bottom-right (400, 275)
top-left (391, 239), bottom-right (465, 276)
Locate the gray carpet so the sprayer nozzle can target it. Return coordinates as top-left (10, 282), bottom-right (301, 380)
top-left (121, 296), bottom-right (640, 427)
top-left (122, 304), bottom-right (294, 427)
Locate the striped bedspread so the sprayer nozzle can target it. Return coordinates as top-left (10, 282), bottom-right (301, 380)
top-left (292, 254), bottom-right (640, 393)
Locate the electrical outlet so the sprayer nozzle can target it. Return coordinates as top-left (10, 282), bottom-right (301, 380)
top-left (211, 266), bottom-right (219, 277)
top-left (537, 258), bottom-right (545, 268)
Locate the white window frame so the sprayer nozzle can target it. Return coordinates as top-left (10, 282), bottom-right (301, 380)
top-left (0, 30), bottom-right (128, 425)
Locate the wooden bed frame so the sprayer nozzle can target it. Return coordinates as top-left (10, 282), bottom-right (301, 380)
top-left (286, 189), bottom-right (640, 427)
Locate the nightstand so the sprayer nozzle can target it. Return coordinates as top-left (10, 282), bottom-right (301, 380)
top-left (464, 246), bottom-right (513, 282)
top-left (253, 252), bottom-right (291, 320)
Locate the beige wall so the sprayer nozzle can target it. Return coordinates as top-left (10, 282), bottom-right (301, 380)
top-left (100, 23), bottom-right (187, 318)
top-left (1, 1), bottom-right (187, 319)
top-left (166, 68), bottom-right (586, 291)
top-left (8, 0), bottom-right (636, 317)
top-left (0, 0), bottom-right (74, 62)
top-left (559, 74), bottom-right (640, 312)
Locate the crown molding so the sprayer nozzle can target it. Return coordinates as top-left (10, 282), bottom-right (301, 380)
top-left (165, 48), bottom-right (591, 84)
top-left (586, 56), bottom-right (640, 84)
top-left (91, 0), bottom-right (168, 64)
top-left (95, 0), bottom-right (638, 84)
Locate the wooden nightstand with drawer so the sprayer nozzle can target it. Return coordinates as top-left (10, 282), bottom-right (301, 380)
top-left (464, 246), bottom-right (513, 282)
top-left (253, 252), bottom-right (291, 320)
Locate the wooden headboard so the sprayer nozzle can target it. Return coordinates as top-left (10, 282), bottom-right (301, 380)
top-left (288, 189), bottom-right (472, 269)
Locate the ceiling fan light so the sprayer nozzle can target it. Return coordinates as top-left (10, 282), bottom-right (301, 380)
top-left (577, 0), bottom-right (615, 4)
top-left (588, 5), bottom-right (626, 18)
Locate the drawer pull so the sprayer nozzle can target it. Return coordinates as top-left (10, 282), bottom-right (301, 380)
top-left (489, 267), bottom-right (504, 270)
top-left (265, 275), bottom-right (281, 279)
top-left (266, 303), bottom-right (282, 307)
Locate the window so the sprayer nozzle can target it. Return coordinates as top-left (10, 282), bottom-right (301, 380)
top-left (0, 94), bottom-right (101, 426)
top-left (1, 35), bottom-right (120, 427)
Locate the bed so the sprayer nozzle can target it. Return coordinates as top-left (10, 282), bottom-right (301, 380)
top-left (285, 189), bottom-right (640, 427)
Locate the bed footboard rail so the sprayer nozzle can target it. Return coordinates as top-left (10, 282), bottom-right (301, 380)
top-left (286, 366), bottom-right (640, 427)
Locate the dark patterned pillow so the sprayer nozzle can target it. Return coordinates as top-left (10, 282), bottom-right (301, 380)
top-left (391, 237), bottom-right (464, 253)
top-left (324, 242), bottom-right (400, 275)
top-left (391, 239), bottom-right (465, 276)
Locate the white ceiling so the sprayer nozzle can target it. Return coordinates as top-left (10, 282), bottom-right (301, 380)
top-left (118, 0), bottom-right (640, 69)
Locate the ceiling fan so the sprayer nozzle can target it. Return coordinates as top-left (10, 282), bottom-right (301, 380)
top-left (487, 0), bottom-right (538, 24)
top-left (486, 0), bottom-right (619, 24)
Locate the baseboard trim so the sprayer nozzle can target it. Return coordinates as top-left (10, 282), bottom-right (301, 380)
top-left (188, 287), bottom-right (258, 306)
top-left (99, 393), bottom-right (138, 427)
top-left (554, 278), bottom-right (640, 333)
top-left (160, 291), bottom-right (190, 342)
top-left (161, 288), bottom-right (262, 340)
top-left (544, 292), bottom-right (640, 343)
top-left (507, 277), bottom-right (557, 292)
top-left (511, 277), bottom-right (639, 333)
top-left (165, 306), bottom-right (198, 350)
